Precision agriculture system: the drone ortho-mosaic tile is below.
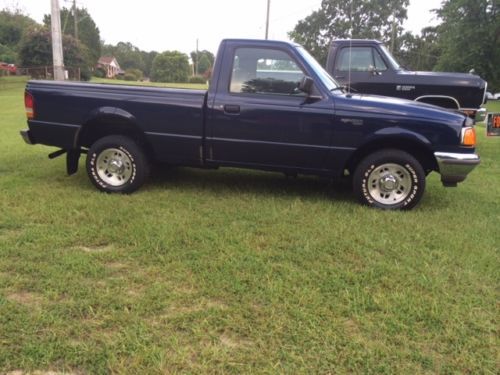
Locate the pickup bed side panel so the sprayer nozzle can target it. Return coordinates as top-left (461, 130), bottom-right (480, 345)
top-left (26, 81), bottom-right (207, 165)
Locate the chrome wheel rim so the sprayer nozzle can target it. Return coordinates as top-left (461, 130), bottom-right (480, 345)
top-left (367, 163), bottom-right (412, 205)
top-left (96, 148), bottom-right (133, 186)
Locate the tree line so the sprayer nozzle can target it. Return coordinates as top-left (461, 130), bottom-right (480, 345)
top-left (0, 6), bottom-right (214, 83)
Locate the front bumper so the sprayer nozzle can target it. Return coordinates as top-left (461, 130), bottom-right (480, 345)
top-left (434, 152), bottom-right (480, 187)
top-left (20, 129), bottom-right (34, 145)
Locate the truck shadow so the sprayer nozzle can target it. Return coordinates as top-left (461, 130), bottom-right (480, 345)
top-left (146, 166), bottom-right (356, 204)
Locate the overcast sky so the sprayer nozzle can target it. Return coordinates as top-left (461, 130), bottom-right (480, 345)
top-left (1, 0), bottom-right (442, 55)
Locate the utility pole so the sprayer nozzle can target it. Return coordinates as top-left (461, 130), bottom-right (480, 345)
top-left (390, 18), bottom-right (396, 53)
top-left (195, 38), bottom-right (199, 76)
top-left (51, 0), bottom-right (65, 80)
top-left (73, 0), bottom-right (78, 40)
top-left (265, 0), bottom-right (270, 39)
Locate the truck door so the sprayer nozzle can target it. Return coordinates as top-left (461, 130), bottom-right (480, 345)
top-left (206, 46), bottom-right (334, 172)
top-left (333, 46), bottom-right (394, 96)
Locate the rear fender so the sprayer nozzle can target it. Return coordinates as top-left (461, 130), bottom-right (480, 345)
top-left (76, 107), bottom-right (142, 148)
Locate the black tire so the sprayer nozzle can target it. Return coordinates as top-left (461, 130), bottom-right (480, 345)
top-left (86, 135), bottom-right (149, 193)
top-left (353, 149), bottom-right (425, 210)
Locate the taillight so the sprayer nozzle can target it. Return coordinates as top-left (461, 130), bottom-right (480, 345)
top-left (24, 90), bottom-right (34, 119)
top-left (461, 127), bottom-right (476, 147)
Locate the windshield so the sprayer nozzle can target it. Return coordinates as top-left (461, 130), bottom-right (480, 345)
top-left (296, 46), bottom-right (340, 91)
top-left (380, 45), bottom-right (402, 70)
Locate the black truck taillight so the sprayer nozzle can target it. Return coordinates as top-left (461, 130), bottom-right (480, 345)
top-left (24, 90), bottom-right (34, 119)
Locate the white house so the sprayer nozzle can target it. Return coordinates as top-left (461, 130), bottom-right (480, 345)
top-left (97, 56), bottom-right (122, 78)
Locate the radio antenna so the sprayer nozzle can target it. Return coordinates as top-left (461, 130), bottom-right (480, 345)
top-left (347, 0), bottom-right (353, 95)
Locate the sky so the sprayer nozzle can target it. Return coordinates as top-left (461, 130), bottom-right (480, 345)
top-left (0, 0), bottom-right (442, 55)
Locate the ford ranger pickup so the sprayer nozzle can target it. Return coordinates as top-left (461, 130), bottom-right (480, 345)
top-left (20, 39), bottom-right (480, 210)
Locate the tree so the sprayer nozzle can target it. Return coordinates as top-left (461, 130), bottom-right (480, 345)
top-left (394, 28), bottom-right (441, 71)
top-left (0, 8), bottom-right (38, 62)
top-left (43, 7), bottom-right (101, 64)
top-left (197, 54), bottom-right (211, 76)
top-left (18, 27), bottom-right (93, 80)
top-left (102, 41), bottom-right (145, 72)
top-left (0, 8), bottom-right (38, 48)
top-left (0, 44), bottom-right (17, 63)
top-left (288, 0), bottom-right (409, 64)
top-left (151, 51), bottom-right (190, 83)
top-left (141, 50), bottom-right (158, 77)
top-left (190, 50), bottom-right (214, 75)
top-left (433, 0), bottom-right (499, 90)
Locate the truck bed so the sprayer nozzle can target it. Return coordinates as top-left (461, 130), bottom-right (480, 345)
top-left (26, 80), bottom-right (207, 164)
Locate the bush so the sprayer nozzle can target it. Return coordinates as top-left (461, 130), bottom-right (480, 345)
top-left (188, 75), bottom-right (206, 84)
top-left (123, 73), bottom-right (136, 81)
top-left (0, 44), bottom-right (17, 64)
top-left (124, 68), bottom-right (143, 81)
top-left (80, 67), bottom-right (91, 81)
top-left (93, 67), bottom-right (106, 78)
top-left (151, 51), bottom-right (189, 83)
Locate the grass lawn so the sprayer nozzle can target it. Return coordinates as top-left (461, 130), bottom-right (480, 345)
top-left (90, 77), bottom-right (208, 90)
top-left (0, 76), bottom-right (498, 374)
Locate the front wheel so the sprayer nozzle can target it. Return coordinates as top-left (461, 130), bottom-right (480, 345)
top-left (86, 135), bottom-right (149, 193)
top-left (353, 149), bottom-right (425, 210)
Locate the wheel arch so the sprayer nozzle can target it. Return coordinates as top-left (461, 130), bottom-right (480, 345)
top-left (415, 95), bottom-right (461, 110)
top-left (77, 107), bottom-right (153, 158)
top-left (345, 133), bottom-right (437, 175)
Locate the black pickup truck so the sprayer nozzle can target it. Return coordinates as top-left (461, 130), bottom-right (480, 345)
top-left (326, 39), bottom-right (488, 119)
top-left (21, 39), bottom-right (480, 210)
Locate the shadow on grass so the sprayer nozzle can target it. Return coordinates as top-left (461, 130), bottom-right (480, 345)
top-left (3, 152), bottom-right (461, 210)
top-left (145, 166), bottom-right (356, 203)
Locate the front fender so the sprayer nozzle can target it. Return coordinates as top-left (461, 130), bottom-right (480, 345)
top-left (344, 127), bottom-right (438, 174)
top-left (364, 127), bottom-right (433, 148)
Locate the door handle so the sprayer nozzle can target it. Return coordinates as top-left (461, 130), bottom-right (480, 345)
top-left (335, 75), bottom-right (345, 79)
top-left (224, 104), bottom-right (240, 114)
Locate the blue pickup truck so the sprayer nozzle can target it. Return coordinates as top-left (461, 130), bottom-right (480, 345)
top-left (21, 39), bottom-right (480, 210)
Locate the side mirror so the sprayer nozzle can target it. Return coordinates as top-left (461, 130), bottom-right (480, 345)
top-left (298, 76), bottom-right (314, 95)
top-left (368, 65), bottom-right (381, 76)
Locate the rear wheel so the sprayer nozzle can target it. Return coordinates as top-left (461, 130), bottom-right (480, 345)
top-left (86, 135), bottom-right (149, 193)
top-left (353, 149), bottom-right (425, 210)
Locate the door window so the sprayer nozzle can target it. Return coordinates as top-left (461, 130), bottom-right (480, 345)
top-left (337, 47), bottom-right (387, 72)
top-left (230, 48), bottom-right (305, 95)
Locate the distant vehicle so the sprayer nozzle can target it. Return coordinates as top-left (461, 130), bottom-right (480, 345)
top-left (493, 93), bottom-right (500, 100)
top-left (20, 39), bottom-right (480, 210)
top-left (0, 62), bottom-right (17, 74)
top-left (486, 92), bottom-right (494, 100)
top-left (326, 40), bottom-right (487, 120)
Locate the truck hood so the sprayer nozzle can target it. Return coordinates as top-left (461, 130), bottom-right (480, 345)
top-left (335, 92), bottom-right (466, 126)
top-left (396, 70), bottom-right (486, 89)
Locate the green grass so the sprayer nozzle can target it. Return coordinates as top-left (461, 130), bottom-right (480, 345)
top-left (90, 77), bottom-right (208, 90)
top-left (484, 99), bottom-right (500, 113)
top-left (1, 75), bottom-right (498, 374)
